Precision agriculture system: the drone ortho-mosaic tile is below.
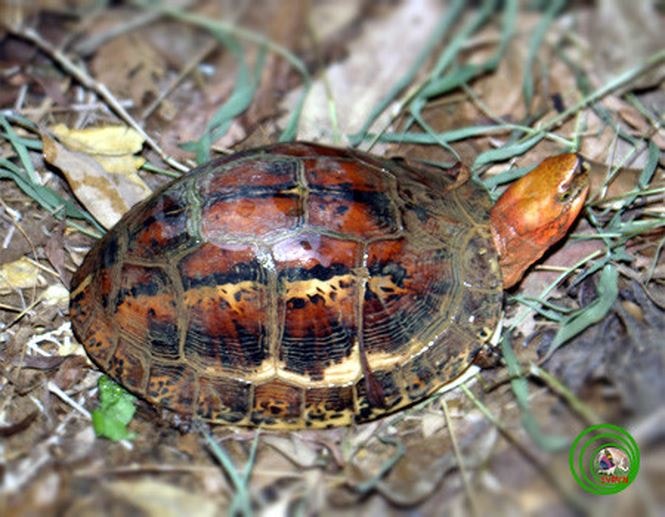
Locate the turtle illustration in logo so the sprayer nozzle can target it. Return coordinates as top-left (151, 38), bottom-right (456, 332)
top-left (596, 447), bottom-right (629, 477)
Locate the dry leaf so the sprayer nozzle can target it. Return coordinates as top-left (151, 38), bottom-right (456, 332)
top-left (93, 154), bottom-right (148, 176)
top-left (104, 479), bottom-right (221, 517)
top-left (40, 284), bottom-right (69, 308)
top-left (421, 412), bottom-right (446, 438)
top-left (587, 0), bottom-right (665, 90)
top-left (262, 434), bottom-right (319, 467)
top-left (42, 133), bottom-right (151, 229)
top-left (281, 0), bottom-right (445, 142)
top-left (51, 124), bottom-right (145, 156)
top-left (604, 96), bottom-right (665, 151)
top-left (0, 256), bottom-right (44, 293)
top-left (92, 34), bottom-right (166, 106)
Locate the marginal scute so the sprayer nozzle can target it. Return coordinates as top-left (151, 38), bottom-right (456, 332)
top-left (147, 362), bottom-right (197, 413)
top-left (253, 379), bottom-right (303, 424)
top-left (81, 326), bottom-right (117, 367)
top-left (355, 370), bottom-right (403, 420)
top-left (401, 354), bottom-right (436, 401)
top-left (197, 376), bottom-right (252, 423)
top-left (108, 339), bottom-right (149, 393)
top-left (70, 143), bottom-right (503, 429)
top-left (304, 385), bottom-right (355, 424)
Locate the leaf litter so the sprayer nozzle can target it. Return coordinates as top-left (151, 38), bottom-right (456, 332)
top-left (0, 1), bottom-right (663, 516)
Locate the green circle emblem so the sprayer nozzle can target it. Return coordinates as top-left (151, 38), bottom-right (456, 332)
top-left (569, 424), bottom-right (640, 495)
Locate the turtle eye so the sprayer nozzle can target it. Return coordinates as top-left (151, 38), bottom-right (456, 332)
top-left (558, 179), bottom-right (571, 195)
top-left (558, 188), bottom-right (573, 203)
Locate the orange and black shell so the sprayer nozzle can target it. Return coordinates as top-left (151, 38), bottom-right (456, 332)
top-left (70, 143), bottom-right (502, 429)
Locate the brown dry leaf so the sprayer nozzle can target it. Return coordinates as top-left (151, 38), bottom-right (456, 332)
top-left (603, 96), bottom-right (665, 152)
top-left (92, 33), bottom-right (166, 106)
top-left (262, 434), bottom-right (319, 468)
top-left (103, 479), bottom-right (221, 517)
top-left (469, 16), bottom-right (539, 121)
top-left (51, 355), bottom-right (88, 391)
top-left (0, 256), bottom-right (44, 294)
top-left (44, 220), bottom-right (66, 278)
top-left (281, 0), bottom-right (445, 143)
top-left (586, 0), bottom-right (665, 91)
top-left (43, 128), bottom-right (151, 229)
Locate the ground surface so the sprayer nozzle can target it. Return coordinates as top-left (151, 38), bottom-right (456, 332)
top-left (1, 1), bottom-right (664, 516)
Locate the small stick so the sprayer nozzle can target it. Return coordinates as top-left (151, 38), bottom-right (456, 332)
top-left (9, 26), bottom-right (189, 173)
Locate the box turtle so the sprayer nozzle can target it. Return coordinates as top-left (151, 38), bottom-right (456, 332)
top-left (70, 143), bottom-right (589, 429)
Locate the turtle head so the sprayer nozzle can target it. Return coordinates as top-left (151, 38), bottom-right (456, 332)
top-left (489, 153), bottom-right (589, 288)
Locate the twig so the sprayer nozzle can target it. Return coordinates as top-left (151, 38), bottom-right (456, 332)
top-left (441, 397), bottom-right (480, 517)
top-left (9, 26), bottom-right (189, 173)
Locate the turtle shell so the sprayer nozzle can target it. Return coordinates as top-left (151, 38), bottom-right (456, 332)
top-left (70, 143), bottom-right (503, 429)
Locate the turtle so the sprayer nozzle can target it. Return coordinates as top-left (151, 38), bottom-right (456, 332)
top-left (69, 142), bottom-right (589, 429)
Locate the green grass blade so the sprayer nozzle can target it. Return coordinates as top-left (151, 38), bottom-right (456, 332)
top-left (0, 131), bottom-right (42, 150)
top-left (543, 48), bottom-right (665, 134)
top-left (347, 0), bottom-right (467, 146)
top-left (134, 0), bottom-right (311, 146)
top-left (182, 37), bottom-right (266, 164)
top-left (638, 140), bottom-right (660, 189)
top-left (472, 133), bottom-right (545, 169)
top-left (501, 335), bottom-right (569, 452)
top-left (199, 426), bottom-right (254, 516)
top-left (522, 0), bottom-right (566, 109)
top-left (279, 84), bottom-right (309, 142)
top-left (482, 164), bottom-right (534, 190)
top-left (0, 114), bottom-right (104, 233)
top-left (0, 114), bottom-right (39, 184)
top-left (549, 264), bottom-right (619, 354)
top-left (0, 164), bottom-right (103, 230)
top-left (429, 0), bottom-right (498, 79)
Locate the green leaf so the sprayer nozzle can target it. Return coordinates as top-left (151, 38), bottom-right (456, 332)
top-left (91, 376), bottom-right (137, 441)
